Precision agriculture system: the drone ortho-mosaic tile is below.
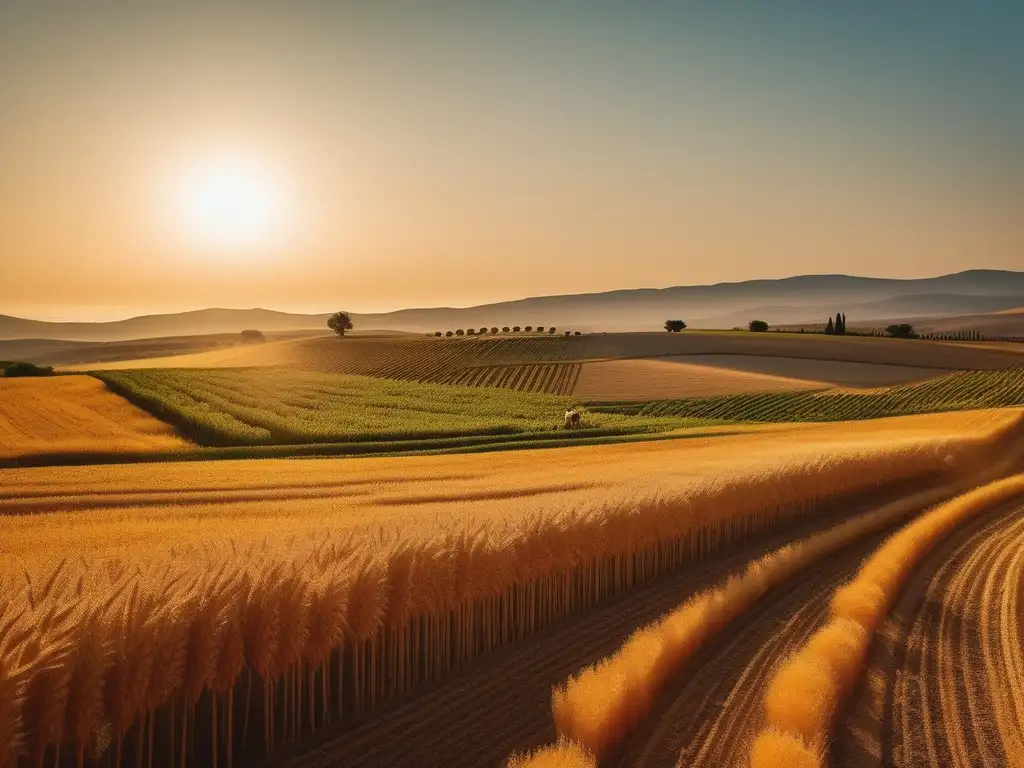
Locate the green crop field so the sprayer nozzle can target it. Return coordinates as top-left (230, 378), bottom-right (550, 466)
top-left (94, 368), bottom-right (713, 448)
top-left (593, 367), bottom-right (1024, 422)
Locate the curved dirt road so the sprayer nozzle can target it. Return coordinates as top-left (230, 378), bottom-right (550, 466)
top-left (835, 497), bottom-right (1024, 768)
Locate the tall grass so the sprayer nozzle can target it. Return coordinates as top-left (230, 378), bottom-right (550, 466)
top-left (750, 473), bottom-right (1024, 768)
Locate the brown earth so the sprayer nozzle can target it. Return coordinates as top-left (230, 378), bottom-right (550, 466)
top-left (834, 496), bottom-right (1024, 768)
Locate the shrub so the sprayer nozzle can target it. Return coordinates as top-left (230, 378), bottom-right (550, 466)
top-left (241, 329), bottom-right (266, 343)
top-left (549, 328), bottom-right (557, 335)
top-left (3, 361), bottom-right (55, 377)
top-left (664, 320), bottom-right (687, 332)
top-left (537, 326), bottom-right (545, 333)
top-left (513, 326), bottom-right (521, 332)
top-left (525, 326), bottom-right (533, 332)
top-left (467, 328), bottom-right (476, 335)
top-left (435, 331), bottom-right (443, 337)
top-left (886, 324), bottom-right (918, 339)
top-left (479, 327), bottom-right (488, 335)
top-left (491, 327), bottom-right (499, 335)
top-left (446, 330), bottom-right (454, 337)
top-left (565, 331), bottom-right (571, 336)
top-left (748, 320), bottom-right (769, 333)
top-left (502, 327), bottom-right (511, 333)
top-left (574, 331), bottom-right (582, 336)
top-left (456, 329), bottom-right (465, 336)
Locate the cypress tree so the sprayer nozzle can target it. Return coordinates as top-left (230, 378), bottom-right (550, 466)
top-left (841, 312), bottom-right (847, 334)
top-left (835, 312), bottom-right (844, 335)
top-left (826, 317), bottom-right (835, 334)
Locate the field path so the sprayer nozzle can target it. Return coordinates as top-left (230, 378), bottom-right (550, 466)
top-left (609, 533), bottom-right (887, 768)
top-left (834, 496), bottom-right (1024, 768)
top-left (269, 486), bottom-right (950, 768)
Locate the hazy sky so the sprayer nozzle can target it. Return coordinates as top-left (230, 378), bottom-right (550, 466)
top-left (1, 1), bottom-right (1022, 321)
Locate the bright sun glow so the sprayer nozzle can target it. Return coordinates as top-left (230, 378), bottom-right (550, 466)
top-left (174, 159), bottom-right (288, 250)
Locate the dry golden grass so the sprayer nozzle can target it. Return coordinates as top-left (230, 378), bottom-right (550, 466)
top-left (751, 472), bottom-right (1024, 768)
top-left (0, 375), bottom-right (188, 459)
top-left (571, 358), bottom-right (828, 401)
top-left (3, 409), bottom-right (1020, 767)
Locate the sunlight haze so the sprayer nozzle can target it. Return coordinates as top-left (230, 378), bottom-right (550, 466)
top-left (1, 1), bottom-right (1021, 321)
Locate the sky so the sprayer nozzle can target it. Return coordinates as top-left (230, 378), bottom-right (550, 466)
top-left (1, 1), bottom-right (1022, 321)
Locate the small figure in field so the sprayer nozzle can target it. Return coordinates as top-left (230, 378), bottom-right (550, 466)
top-left (564, 409), bottom-right (581, 429)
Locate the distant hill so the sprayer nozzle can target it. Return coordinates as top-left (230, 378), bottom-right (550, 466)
top-left (3, 269), bottom-right (1024, 341)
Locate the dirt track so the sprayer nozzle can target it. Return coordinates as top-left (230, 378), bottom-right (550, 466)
top-left (269, 484), bottom-right (959, 768)
top-left (835, 497), bottom-right (1024, 768)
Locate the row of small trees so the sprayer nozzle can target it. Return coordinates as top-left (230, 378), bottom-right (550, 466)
top-left (433, 326), bottom-right (582, 337)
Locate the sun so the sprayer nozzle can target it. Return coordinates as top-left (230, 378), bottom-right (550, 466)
top-left (174, 158), bottom-right (287, 249)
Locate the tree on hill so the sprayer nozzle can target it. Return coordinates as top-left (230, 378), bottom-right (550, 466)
top-left (455, 329), bottom-right (465, 336)
top-left (885, 323), bottom-right (918, 339)
top-left (446, 330), bottom-right (454, 337)
top-left (434, 331), bottom-right (443, 337)
top-left (490, 327), bottom-right (499, 334)
top-left (748, 320), bottom-right (769, 332)
top-left (502, 327), bottom-right (510, 333)
top-left (826, 317), bottom-right (835, 335)
top-left (327, 311), bottom-right (353, 337)
top-left (524, 326), bottom-right (533, 332)
top-left (466, 328), bottom-right (475, 335)
top-left (479, 327), bottom-right (488, 335)
top-left (240, 329), bottom-right (266, 343)
top-left (513, 326), bottom-right (521, 332)
top-left (664, 319), bottom-right (687, 332)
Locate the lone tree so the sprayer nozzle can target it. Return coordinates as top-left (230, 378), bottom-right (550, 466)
top-left (748, 320), bottom-right (769, 333)
top-left (885, 323), bottom-right (918, 339)
top-left (664, 319), bottom-right (687, 332)
top-left (327, 311), bottom-right (353, 337)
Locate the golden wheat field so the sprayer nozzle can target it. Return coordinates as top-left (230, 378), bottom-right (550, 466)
top-left (0, 408), bottom-right (1019, 768)
top-left (0, 375), bottom-right (188, 459)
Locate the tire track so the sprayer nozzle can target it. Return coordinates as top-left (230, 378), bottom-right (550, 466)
top-left (610, 532), bottom-right (888, 768)
top-left (834, 497), bottom-right (1024, 768)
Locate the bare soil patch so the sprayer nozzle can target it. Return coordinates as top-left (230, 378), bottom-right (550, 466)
top-left (572, 358), bottom-right (827, 401)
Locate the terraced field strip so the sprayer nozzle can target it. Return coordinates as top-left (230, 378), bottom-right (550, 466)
top-left (618, 367), bottom-right (1024, 423)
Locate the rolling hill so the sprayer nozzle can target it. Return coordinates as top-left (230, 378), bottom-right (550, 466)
top-left (4, 269), bottom-right (1024, 341)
